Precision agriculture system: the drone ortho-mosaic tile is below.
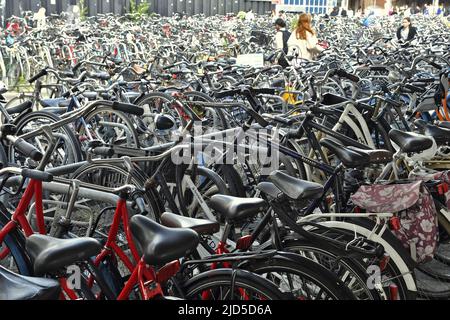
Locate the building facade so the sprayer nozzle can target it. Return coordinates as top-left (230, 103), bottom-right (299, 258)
top-left (275, 0), bottom-right (342, 14)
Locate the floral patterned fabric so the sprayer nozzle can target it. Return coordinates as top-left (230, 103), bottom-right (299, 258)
top-left (409, 170), bottom-right (450, 209)
top-left (351, 181), bottom-right (438, 263)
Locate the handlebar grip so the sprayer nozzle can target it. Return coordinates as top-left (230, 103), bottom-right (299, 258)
top-left (21, 169), bottom-right (53, 182)
top-left (112, 101), bottom-right (144, 116)
top-left (272, 115), bottom-right (294, 126)
top-left (336, 69), bottom-right (360, 83)
top-left (429, 61), bottom-right (443, 70)
top-left (28, 69), bottom-right (48, 83)
top-left (13, 138), bottom-right (43, 161)
top-left (91, 147), bottom-right (115, 157)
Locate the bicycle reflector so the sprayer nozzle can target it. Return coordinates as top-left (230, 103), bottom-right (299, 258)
top-left (236, 235), bottom-right (253, 251)
top-left (389, 216), bottom-right (401, 231)
top-left (379, 254), bottom-right (390, 272)
top-left (389, 284), bottom-right (399, 301)
top-left (437, 183), bottom-right (449, 195)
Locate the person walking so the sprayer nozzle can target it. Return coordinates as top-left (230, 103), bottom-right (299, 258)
top-left (330, 7), bottom-right (339, 17)
top-left (274, 18), bottom-right (291, 68)
top-left (287, 13), bottom-right (323, 63)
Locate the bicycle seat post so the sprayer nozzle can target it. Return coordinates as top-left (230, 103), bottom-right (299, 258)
top-left (50, 179), bottom-right (80, 238)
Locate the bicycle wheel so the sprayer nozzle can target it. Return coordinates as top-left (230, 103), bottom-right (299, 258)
top-left (0, 207), bottom-right (33, 276)
top-left (183, 91), bottom-right (227, 130)
top-left (78, 106), bottom-right (140, 149)
top-left (135, 92), bottom-right (184, 127)
top-left (11, 111), bottom-right (82, 168)
top-left (175, 162), bottom-right (230, 219)
top-left (71, 163), bottom-right (163, 227)
top-left (180, 268), bottom-right (289, 300)
top-left (244, 253), bottom-right (356, 300)
top-left (335, 217), bottom-right (418, 300)
top-left (282, 239), bottom-right (382, 300)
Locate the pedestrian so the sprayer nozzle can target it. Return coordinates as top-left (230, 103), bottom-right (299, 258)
top-left (274, 18), bottom-right (291, 68)
top-left (355, 6), bottom-right (363, 17)
top-left (287, 13), bottom-right (323, 62)
top-left (397, 17), bottom-right (417, 45)
top-left (278, 10), bottom-right (287, 21)
top-left (330, 7), bottom-right (339, 17)
top-left (245, 10), bottom-right (255, 21)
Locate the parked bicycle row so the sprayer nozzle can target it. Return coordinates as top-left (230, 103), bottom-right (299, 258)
top-left (0, 12), bottom-right (449, 300)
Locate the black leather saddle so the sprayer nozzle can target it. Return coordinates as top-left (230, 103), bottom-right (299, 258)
top-left (130, 215), bottom-right (199, 266)
top-left (160, 212), bottom-right (220, 235)
top-left (414, 119), bottom-right (450, 146)
top-left (389, 129), bottom-right (434, 154)
top-left (257, 181), bottom-right (284, 199)
top-left (320, 138), bottom-right (370, 168)
top-left (0, 265), bottom-right (60, 300)
top-left (320, 138), bottom-right (393, 168)
top-left (424, 125), bottom-right (450, 146)
top-left (26, 235), bottom-right (102, 276)
top-left (209, 195), bottom-right (266, 222)
top-left (267, 170), bottom-right (324, 201)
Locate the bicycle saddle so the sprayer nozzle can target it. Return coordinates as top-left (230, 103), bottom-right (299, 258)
top-left (320, 138), bottom-right (370, 168)
top-left (88, 71), bottom-right (111, 81)
top-left (321, 93), bottom-right (351, 106)
top-left (346, 146), bottom-right (393, 164)
top-left (268, 170), bottom-right (324, 201)
top-left (414, 119), bottom-right (450, 146)
top-left (81, 91), bottom-right (98, 100)
top-left (130, 215), bottom-right (199, 266)
top-left (425, 126), bottom-right (450, 146)
top-left (388, 129), bottom-right (434, 154)
top-left (26, 235), bottom-right (102, 276)
top-left (257, 181), bottom-right (284, 200)
top-left (0, 265), bottom-right (60, 300)
top-left (209, 195), bottom-right (266, 222)
top-left (5, 100), bottom-right (32, 115)
top-left (160, 212), bottom-right (220, 235)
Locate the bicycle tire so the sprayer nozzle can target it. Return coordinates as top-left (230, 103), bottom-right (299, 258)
top-left (175, 163), bottom-right (230, 218)
top-left (183, 90), bottom-right (228, 129)
top-left (78, 105), bottom-right (140, 149)
top-left (281, 239), bottom-right (383, 300)
top-left (242, 253), bottom-right (356, 300)
top-left (12, 111), bottom-right (82, 167)
top-left (0, 207), bottom-right (33, 276)
top-left (70, 162), bottom-right (163, 223)
top-left (181, 268), bottom-right (290, 300)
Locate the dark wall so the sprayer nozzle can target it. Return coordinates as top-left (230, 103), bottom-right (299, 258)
top-left (4, 0), bottom-right (274, 18)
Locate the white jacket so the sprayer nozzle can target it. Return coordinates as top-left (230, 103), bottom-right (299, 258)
top-left (287, 30), bottom-right (322, 62)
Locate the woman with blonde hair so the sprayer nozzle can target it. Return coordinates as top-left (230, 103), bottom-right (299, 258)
top-left (287, 13), bottom-right (323, 62)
